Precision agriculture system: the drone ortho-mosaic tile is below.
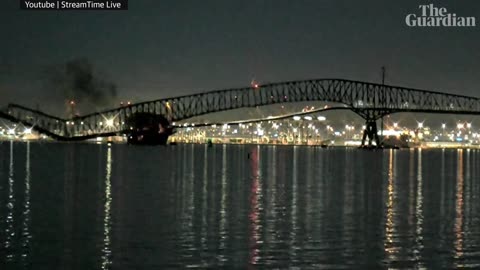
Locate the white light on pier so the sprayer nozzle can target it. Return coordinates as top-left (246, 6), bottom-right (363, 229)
top-left (24, 128), bottom-right (32, 134)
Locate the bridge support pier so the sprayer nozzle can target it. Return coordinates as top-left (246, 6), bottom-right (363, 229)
top-left (361, 119), bottom-right (381, 148)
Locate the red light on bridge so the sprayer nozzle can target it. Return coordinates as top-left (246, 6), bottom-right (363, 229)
top-left (251, 79), bottom-right (260, 89)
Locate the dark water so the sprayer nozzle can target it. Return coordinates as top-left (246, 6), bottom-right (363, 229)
top-left (1, 142), bottom-right (480, 269)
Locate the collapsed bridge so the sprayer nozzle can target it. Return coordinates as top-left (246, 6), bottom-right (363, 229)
top-left (2, 78), bottom-right (480, 146)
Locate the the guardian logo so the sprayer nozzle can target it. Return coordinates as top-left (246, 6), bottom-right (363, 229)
top-left (406, 4), bottom-right (475, 27)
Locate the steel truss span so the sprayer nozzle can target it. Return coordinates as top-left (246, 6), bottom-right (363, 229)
top-left (3, 78), bottom-right (480, 140)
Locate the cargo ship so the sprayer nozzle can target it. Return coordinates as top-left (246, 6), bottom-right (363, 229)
top-left (125, 113), bottom-right (174, 145)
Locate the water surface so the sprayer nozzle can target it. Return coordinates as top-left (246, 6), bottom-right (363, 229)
top-left (1, 142), bottom-right (480, 269)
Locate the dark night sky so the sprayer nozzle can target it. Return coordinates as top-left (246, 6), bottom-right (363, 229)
top-left (1, 0), bottom-right (479, 116)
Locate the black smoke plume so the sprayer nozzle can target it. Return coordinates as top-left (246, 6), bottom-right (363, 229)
top-left (46, 58), bottom-right (117, 115)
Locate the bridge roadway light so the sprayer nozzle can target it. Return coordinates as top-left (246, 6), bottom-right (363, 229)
top-left (24, 128), bottom-right (32, 134)
top-left (106, 119), bottom-right (114, 127)
top-left (417, 122), bottom-right (424, 128)
top-left (304, 116), bottom-right (313, 121)
top-left (293, 116), bottom-right (301, 121)
top-left (442, 123), bottom-right (446, 129)
top-left (317, 116), bottom-right (326, 121)
top-left (8, 128), bottom-right (15, 135)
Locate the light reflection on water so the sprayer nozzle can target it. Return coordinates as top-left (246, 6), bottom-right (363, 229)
top-left (384, 149), bottom-right (395, 258)
top-left (5, 141), bottom-right (15, 262)
top-left (1, 142), bottom-right (480, 269)
top-left (415, 148), bottom-right (424, 267)
top-left (101, 146), bottom-right (113, 270)
top-left (248, 145), bottom-right (262, 267)
top-left (21, 142), bottom-right (31, 266)
top-left (454, 149), bottom-right (464, 267)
